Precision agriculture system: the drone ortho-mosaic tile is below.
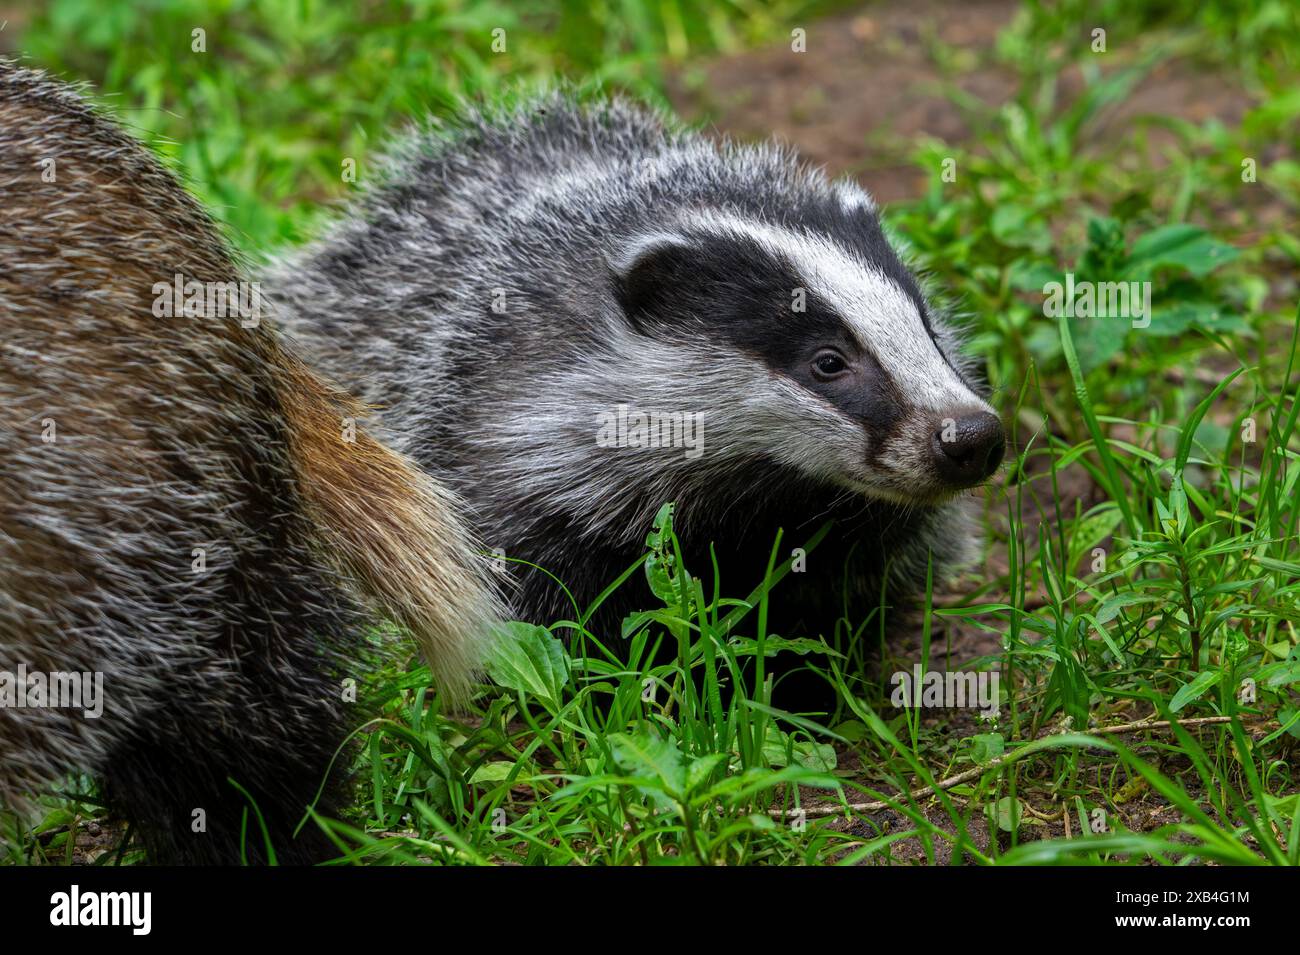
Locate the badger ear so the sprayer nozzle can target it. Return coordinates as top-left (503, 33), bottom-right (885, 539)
top-left (609, 232), bottom-right (697, 328)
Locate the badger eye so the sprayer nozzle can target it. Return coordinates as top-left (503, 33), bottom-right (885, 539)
top-left (811, 350), bottom-right (848, 380)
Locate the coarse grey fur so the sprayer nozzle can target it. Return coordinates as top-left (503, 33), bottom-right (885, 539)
top-left (0, 60), bottom-right (501, 863)
top-left (268, 91), bottom-right (998, 684)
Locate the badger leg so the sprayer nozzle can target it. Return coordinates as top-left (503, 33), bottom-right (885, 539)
top-left (105, 748), bottom-right (347, 864)
top-left (100, 702), bottom-right (355, 865)
top-left (98, 610), bottom-right (361, 866)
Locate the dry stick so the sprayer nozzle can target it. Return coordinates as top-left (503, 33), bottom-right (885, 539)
top-left (1020, 801), bottom-right (1066, 823)
top-left (1163, 366), bottom-right (1230, 387)
top-left (781, 714), bottom-right (1272, 818)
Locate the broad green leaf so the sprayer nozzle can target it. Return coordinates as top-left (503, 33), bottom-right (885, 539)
top-left (1128, 224), bottom-right (1239, 277)
top-left (1169, 670), bottom-right (1221, 713)
top-left (991, 205), bottom-right (1051, 252)
top-left (1070, 504), bottom-right (1122, 570)
top-left (1146, 302), bottom-right (1247, 337)
top-left (1094, 592), bottom-right (1162, 624)
top-left (609, 731), bottom-right (687, 804)
top-left (831, 720), bottom-right (867, 743)
top-left (1277, 708), bottom-right (1300, 742)
top-left (469, 762), bottom-right (518, 784)
top-left (644, 501), bottom-right (685, 608)
top-left (986, 796), bottom-right (1024, 833)
top-left (685, 752), bottom-right (728, 794)
top-left (1008, 257), bottom-right (1061, 292)
top-left (759, 739), bottom-right (837, 772)
top-left (970, 732), bottom-right (1005, 766)
top-left (1257, 656), bottom-right (1300, 689)
top-left (1066, 314), bottom-right (1127, 373)
top-left (485, 621), bottom-right (569, 707)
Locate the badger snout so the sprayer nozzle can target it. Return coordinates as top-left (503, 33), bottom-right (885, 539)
top-left (930, 410), bottom-right (1005, 487)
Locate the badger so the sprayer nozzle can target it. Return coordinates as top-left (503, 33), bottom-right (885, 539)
top-left (269, 93), bottom-right (1004, 692)
top-left (0, 61), bottom-right (501, 864)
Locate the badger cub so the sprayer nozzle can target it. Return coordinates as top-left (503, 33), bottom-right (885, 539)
top-left (272, 94), bottom-right (1004, 689)
top-left (0, 62), bottom-right (500, 864)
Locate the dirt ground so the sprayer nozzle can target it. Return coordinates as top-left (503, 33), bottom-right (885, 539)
top-left (668, 0), bottom-right (1021, 202)
top-left (0, 10), bottom-right (25, 55)
top-left (667, 0), bottom-right (1256, 204)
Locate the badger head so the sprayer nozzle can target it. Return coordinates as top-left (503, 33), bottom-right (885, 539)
top-left (607, 203), bottom-right (1004, 507)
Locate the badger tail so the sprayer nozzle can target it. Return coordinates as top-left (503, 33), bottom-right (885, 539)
top-left (273, 346), bottom-right (504, 703)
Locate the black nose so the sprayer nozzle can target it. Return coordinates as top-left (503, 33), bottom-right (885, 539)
top-left (931, 412), bottom-right (1005, 486)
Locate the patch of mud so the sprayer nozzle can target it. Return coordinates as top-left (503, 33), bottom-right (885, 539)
top-left (669, 0), bottom-right (1020, 203)
top-left (667, 1), bottom-right (1259, 206)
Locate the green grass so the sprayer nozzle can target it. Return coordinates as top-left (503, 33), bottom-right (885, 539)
top-left (4, 0), bottom-right (1300, 865)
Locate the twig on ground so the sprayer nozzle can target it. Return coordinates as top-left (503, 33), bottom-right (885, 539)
top-left (781, 713), bottom-right (1271, 818)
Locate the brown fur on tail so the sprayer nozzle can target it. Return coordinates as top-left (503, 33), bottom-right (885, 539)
top-left (274, 349), bottom-right (504, 701)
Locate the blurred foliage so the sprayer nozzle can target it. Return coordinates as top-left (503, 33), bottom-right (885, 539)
top-left (15, 0), bottom-right (843, 249)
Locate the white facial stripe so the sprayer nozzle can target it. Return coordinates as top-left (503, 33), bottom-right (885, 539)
top-left (607, 231), bottom-right (688, 275)
top-left (687, 211), bottom-right (989, 415)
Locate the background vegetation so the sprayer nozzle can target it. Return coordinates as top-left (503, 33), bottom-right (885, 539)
top-left (4, 0), bottom-right (1299, 865)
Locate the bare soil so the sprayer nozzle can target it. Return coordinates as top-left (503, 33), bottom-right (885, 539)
top-left (667, 1), bottom-right (1259, 203)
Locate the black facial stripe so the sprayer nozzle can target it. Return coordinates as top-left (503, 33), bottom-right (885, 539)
top-left (852, 348), bottom-right (907, 463)
top-left (785, 285), bottom-right (905, 451)
top-left (767, 192), bottom-right (972, 390)
top-left (800, 286), bottom-right (898, 392)
top-left (613, 223), bottom-right (949, 445)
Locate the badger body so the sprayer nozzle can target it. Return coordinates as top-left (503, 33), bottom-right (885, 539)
top-left (271, 94), bottom-right (1003, 678)
top-left (0, 62), bottom-right (500, 864)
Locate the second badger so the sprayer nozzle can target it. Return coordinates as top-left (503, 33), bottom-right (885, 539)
top-left (0, 62), bottom-right (501, 864)
top-left (271, 94), bottom-right (1005, 671)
